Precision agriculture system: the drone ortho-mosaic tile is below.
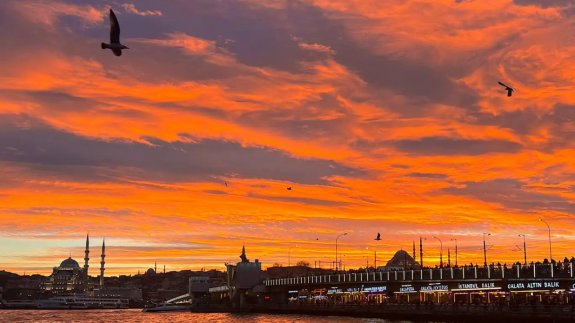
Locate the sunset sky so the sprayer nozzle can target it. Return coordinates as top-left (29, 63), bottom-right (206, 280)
top-left (2, 0), bottom-right (575, 276)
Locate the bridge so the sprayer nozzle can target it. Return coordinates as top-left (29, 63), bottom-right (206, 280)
top-left (165, 293), bottom-right (191, 304)
top-left (265, 262), bottom-right (574, 286)
top-left (263, 262), bottom-right (575, 304)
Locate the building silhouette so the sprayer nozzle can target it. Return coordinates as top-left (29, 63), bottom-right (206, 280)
top-left (42, 235), bottom-right (105, 294)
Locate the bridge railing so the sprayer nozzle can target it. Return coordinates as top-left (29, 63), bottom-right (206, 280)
top-left (264, 262), bottom-right (575, 287)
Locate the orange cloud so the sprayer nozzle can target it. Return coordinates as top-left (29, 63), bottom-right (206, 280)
top-left (2, 0), bottom-right (575, 275)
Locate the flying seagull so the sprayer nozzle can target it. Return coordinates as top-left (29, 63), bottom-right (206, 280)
top-left (287, 187), bottom-right (292, 191)
top-left (498, 82), bottom-right (514, 97)
top-left (101, 9), bottom-right (129, 56)
top-left (224, 181), bottom-right (228, 187)
top-left (374, 232), bottom-right (381, 241)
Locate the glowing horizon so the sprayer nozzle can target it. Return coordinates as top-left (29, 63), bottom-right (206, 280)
top-left (1, 0), bottom-right (575, 276)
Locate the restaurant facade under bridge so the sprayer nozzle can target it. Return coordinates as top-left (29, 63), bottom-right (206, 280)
top-left (264, 262), bottom-right (575, 305)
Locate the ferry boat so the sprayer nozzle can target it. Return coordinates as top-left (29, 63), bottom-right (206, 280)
top-left (36, 295), bottom-right (129, 309)
top-left (1, 299), bottom-right (37, 309)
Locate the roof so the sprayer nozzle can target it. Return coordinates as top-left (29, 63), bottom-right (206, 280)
top-left (59, 257), bottom-right (80, 269)
top-left (385, 250), bottom-right (419, 269)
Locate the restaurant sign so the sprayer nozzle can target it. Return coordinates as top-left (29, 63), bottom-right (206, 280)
top-left (399, 284), bottom-right (416, 293)
top-left (453, 282), bottom-right (500, 291)
top-left (364, 285), bottom-right (387, 293)
top-left (420, 283), bottom-right (449, 292)
top-left (508, 281), bottom-right (561, 290)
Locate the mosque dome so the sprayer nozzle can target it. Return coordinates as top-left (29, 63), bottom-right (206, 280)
top-left (59, 257), bottom-right (80, 269)
top-left (385, 250), bottom-right (419, 269)
top-left (145, 268), bottom-right (156, 275)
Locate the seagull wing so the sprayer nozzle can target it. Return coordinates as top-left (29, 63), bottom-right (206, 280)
top-left (109, 9), bottom-right (120, 44)
top-left (498, 81), bottom-right (508, 88)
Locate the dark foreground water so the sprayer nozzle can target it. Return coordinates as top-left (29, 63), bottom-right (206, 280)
top-left (0, 309), bottom-right (419, 323)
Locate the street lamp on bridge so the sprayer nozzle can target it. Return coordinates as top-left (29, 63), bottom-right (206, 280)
top-left (483, 233), bottom-right (491, 267)
top-left (432, 236), bottom-right (443, 268)
top-left (450, 238), bottom-right (458, 267)
top-left (518, 234), bottom-right (527, 266)
top-left (288, 244), bottom-right (298, 267)
top-left (539, 218), bottom-right (552, 262)
top-left (335, 232), bottom-right (348, 271)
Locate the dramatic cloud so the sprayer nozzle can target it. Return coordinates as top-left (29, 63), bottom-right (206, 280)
top-left (122, 3), bottom-right (162, 16)
top-left (512, 0), bottom-right (574, 8)
top-left (394, 137), bottom-right (522, 156)
top-left (2, 0), bottom-right (575, 274)
top-left (443, 179), bottom-right (575, 213)
top-left (0, 115), bottom-right (358, 184)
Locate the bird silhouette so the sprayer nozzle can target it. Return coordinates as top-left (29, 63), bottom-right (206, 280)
top-left (224, 181), bottom-right (228, 187)
top-left (287, 187), bottom-right (292, 191)
top-left (374, 232), bottom-right (381, 241)
top-left (101, 9), bottom-right (129, 56)
top-left (498, 82), bottom-right (514, 97)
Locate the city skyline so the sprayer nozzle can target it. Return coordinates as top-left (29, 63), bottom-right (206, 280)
top-left (2, 0), bottom-right (575, 275)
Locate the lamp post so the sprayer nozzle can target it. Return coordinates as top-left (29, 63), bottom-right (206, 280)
top-left (432, 236), bottom-right (443, 268)
top-left (335, 233), bottom-right (348, 271)
top-left (539, 218), bottom-right (552, 261)
top-left (288, 244), bottom-right (298, 267)
top-left (365, 247), bottom-right (374, 270)
top-left (450, 238), bottom-right (458, 267)
top-left (518, 234), bottom-right (527, 266)
top-left (483, 233), bottom-right (491, 267)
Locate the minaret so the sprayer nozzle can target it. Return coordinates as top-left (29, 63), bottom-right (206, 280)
top-left (154, 261), bottom-right (157, 274)
top-left (84, 234), bottom-right (90, 288)
top-left (99, 239), bottom-right (105, 287)
top-left (412, 241), bottom-right (416, 262)
top-left (419, 237), bottom-right (424, 268)
top-left (163, 264), bottom-right (165, 274)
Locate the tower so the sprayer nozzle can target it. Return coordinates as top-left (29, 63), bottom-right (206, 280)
top-left (163, 264), bottom-right (165, 274)
top-left (240, 245), bottom-right (248, 262)
top-left (419, 237), bottom-right (424, 268)
top-left (99, 239), bottom-right (105, 287)
top-left (412, 241), bottom-right (416, 262)
top-left (84, 233), bottom-right (90, 288)
top-left (154, 261), bottom-right (157, 274)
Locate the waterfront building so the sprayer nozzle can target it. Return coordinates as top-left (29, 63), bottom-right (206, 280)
top-left (225, 245), bottom-right (264, 308)
top-left (43, 257), bottom-right (86, 294)
top-left (42, 235), bottom-right (106, 294)
top-left (6, 277), bottom-right (44, 300)
top-left (189, 276), bottom-right (210, 305)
